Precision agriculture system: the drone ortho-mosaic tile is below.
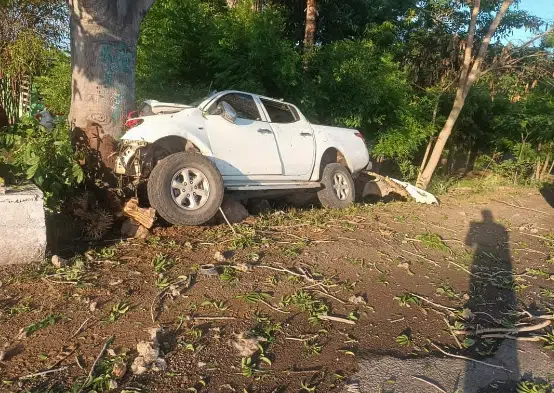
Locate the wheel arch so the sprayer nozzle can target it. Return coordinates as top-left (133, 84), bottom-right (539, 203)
top-left (314, 147), bottom-right (350, 181)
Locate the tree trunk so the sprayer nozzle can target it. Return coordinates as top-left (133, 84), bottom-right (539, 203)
top-left (416, 93), bottom-right (466, 188)
top-left (68, 0), bottom-right (155, 185)
top-left (416, 137), bottom-right (434, 185)
top-left (415, 0), bottom-right (514, 189)
top-left (227, 0), bottom-right (238, 8)
top-left (540, 153), bottom-right (551, 180)
top-left (252, 0), bottom-right (262, 11)
top-left (304, 0), bottom-right (317, 49)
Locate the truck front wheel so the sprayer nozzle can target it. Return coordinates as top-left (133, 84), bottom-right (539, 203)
top-left (147, 152), bottom-right (224, 225)
top-left (317, 163), bottom-right (355, 209)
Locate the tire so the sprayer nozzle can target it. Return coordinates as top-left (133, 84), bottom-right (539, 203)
top-left (317, 163), bottom-right (355, 209)
top-left (147, 152), bottom-right (224, 226)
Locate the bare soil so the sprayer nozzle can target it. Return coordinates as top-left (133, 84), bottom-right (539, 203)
top-left (1, 187), bottom-right (553, 393)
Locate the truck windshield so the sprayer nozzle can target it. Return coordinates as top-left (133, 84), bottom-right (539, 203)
top-left (190, 91), bottom-right (218, 107)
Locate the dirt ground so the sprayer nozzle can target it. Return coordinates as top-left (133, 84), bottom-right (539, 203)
top-left (1, 186), bottom-right (553, 393)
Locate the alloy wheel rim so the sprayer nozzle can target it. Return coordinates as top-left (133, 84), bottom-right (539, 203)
top-left (170, 167), bottom-right (210, 210)
top-left (332, 173), bottom-right (350, 201)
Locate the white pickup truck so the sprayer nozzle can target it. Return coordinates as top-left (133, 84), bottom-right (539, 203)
top-left (115, 90), bottom-right (370, 225)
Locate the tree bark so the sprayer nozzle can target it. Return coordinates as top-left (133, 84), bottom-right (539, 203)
top-left (68, 0), bottom-right (156, 185)
top-left (417, 137), bottom-right (434, 185)
top-left (304, 0), bottom-right (317, 49)
top-left (416, 0), bottom-right (514, 189)
top-left (540, 154), bottom-right (550, 180)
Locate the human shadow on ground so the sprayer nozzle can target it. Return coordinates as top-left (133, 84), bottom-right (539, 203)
top-left (464, 210), bottom-right (520, 392)
top-left (540, 184), bottom-right (554, 209)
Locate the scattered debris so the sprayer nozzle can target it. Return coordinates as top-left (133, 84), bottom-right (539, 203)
top-left (112, 361), bottom-right (127, 379)
top-left (231, 333), bottom-right (267, 357)
top-left (213, 252), bottom-right (226, 263)
top-left (397, 261), bottom-right (415, 275)
top-left (109, 279), bottom-right (123, 286)
top-left (232, 262), bottom-right (251, 272)
top-left (131, 328), bottom-right (167, 375)
top-left (51, 255), bottom-right (69, 269)
top-left (348, 295), bottom-right (367, 305)
top-left (123, 198), bottom-right (156, 229)
top-left (121, 217), bottom-right (150, 239)
top-left (89, 301), bottom-right (98, 313)
top-left (200, 264), bottom-right (219, 276)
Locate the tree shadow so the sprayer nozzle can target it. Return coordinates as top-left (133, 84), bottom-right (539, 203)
top-left (464, 210), bottom-right (520, 392)
top-left (539, 184), bottom-right (554, 209)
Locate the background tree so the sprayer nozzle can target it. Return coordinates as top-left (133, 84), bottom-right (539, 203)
top-left (303, 0), bottom-right (317, 49)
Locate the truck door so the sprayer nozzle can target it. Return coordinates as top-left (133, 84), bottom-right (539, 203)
top-left (259, 98), bottom-right (315, 178)
top-left (205, 93), bottom-right (282, 177)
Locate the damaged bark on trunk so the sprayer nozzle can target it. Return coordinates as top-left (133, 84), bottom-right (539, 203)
top-left (68, 0), bottom-right (156, 185)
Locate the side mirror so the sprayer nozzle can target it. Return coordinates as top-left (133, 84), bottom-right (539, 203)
top-left (217, 101), bottom-right (237, 124)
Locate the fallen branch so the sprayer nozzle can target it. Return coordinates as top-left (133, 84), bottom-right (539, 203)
top-left (430, 342), bottom-right (512, 373)
top-left (409, 293), bottom-right (457, 312)
top-left (19, 366), bottom-right (68, 380)
top-left (492, 199), bottom-right (549, 215)
top-left (151, 276), bottom-right (192, 323)
top-left (219, 207), bottom-right (237, 235)
top-left (70, 316), bottom-right (93, 339)
top-left (319, 315), bottom-right (356, 325)
top-left (190, 316), bottom-right (237, 321)
top-left (443, 317), bottom-right (463, 349)
top-left (400, 249), bottom-right (440, 267)
top-left (77, 336), bottom-right (113, 393)
top-left (411, 376), bottom-right (447, 393)
top-left (476, 319), bottom-right (551, 335)
top-left (480, 334), bottom-right (542, 341)
top-left (285, 334), bottom-right (319, 342)
top-left (445, 259), bottom-right (476, 277)
top-left (259, 299), bottom-right (290, 314)
top-left (311, 289), bottom-right (346, 304)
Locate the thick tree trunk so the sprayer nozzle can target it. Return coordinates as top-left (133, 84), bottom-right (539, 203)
top-left (304, 0), bottom-right (317, 49)
top-left (68, 0), bottom-right (155, 185)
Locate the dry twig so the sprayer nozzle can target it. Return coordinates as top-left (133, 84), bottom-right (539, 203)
top-left (430, 342), bottom-right (512, 372)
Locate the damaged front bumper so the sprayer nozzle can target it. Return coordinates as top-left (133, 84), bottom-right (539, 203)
top-left (114, 140), bottom-right (150, 177)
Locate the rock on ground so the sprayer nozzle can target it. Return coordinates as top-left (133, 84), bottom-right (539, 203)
top-left (216, 198), bottom-right (249, 224)
top-left (345, 341), bottom-right (554, 393)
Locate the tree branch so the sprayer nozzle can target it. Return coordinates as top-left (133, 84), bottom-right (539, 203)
top-left (458, 0), bottom-right (481, 90)
top-left (463, 0), bottom-right (515, 98)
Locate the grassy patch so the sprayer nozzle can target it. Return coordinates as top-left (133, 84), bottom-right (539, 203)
top-left (24, 314), bottom-right (63, 336)
top-left (416, 233), bottom-right (449, 252)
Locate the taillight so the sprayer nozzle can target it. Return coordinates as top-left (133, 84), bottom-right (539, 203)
top-left (125, 118), bottom-right (144, 129)
top-left (127, 110), bottom-right (138, 120)
top-left (354, 131), bottom-right (365, 141)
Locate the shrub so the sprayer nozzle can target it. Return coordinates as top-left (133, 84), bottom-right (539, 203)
top-left (0, 116), bottom-right (84, 209)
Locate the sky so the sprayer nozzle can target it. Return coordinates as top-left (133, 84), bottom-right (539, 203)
top-left (506, 0), bottom-right (554, 43)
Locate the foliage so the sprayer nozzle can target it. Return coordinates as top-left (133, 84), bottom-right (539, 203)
top-left (0, 116), bottom-right (84, 208)
top-left (34, 50), bottom-right (71, 115)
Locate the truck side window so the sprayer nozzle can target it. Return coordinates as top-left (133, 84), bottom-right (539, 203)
top-left (209, 93), bottom-right (261, 121)
top-left (261, 99), bottom-right (298, 124)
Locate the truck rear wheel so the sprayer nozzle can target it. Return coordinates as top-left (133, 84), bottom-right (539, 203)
top-left (147, 152), bottom-right (224, 225)
top-left (317, 163), bottom-right (355, 209)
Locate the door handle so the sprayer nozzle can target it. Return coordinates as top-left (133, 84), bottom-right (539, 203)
top-left (300, 132), bottom-right (313, 137)
top-left (258, 128), bottom-right (273, 134)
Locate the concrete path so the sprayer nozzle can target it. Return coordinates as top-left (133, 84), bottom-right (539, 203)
top-left (345, 341), bottom-right (554, 392)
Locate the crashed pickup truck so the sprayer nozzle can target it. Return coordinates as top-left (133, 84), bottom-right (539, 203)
top-left (115, 90), bottom-right (370, 225)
